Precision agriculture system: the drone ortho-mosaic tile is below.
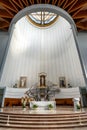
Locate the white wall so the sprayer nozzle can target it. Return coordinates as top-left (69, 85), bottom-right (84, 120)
top-left (4, 87), bottom-right (80, 99)
top-left (5, 88), bottom-right (29, 98)
top-left (0, 16), bottom-right (85, 88)
top-left (55, 88), bottom-right (80, 99)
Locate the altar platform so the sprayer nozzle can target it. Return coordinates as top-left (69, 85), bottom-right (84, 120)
top-left (0, 106), bottom-right (87, 130)
top-left (30, 101), bottom-right (56, 110)
top-left (0, 105), bottom-right (85, 114)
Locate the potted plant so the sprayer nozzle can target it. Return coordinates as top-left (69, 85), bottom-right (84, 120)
top-left (76, 102), bottom-right (81, 110)
top-left (48, 104), bottom-right (54, 110)
top-left (21, 97), bottom-right (27, 110)
top-left (32, 104), bottom-right (38, 110)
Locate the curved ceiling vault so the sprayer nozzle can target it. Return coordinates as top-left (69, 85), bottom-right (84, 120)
top-left (0, 0), bottom-right (87, 32)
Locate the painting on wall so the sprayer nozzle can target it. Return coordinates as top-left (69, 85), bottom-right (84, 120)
top-left (19, 76), bottom-right (27, 88)
top-left (59, 77), bottom-right (66, 88)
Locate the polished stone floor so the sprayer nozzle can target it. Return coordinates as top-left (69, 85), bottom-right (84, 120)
top-left (0, 128), bottom-right (87, 130)
top-left (0, 106), bottom-right (87, 130)
top-left (0, 105), bottom-right (86, 114)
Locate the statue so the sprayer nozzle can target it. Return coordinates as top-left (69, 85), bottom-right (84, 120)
top-left (39, 72), bottom-right (47, 87)
top-left (25, 73), bottom-right (60, 101)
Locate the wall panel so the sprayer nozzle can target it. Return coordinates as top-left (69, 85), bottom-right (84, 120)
top-left (0, 16), bottom-right (85, 88)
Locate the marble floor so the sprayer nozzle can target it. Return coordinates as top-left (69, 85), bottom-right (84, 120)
top-left (0, 106), bottom-right (87, 130)
top-left (0, 128), bottom-right (87, 130)
top-left (0, 106), bottom-right (86, 114)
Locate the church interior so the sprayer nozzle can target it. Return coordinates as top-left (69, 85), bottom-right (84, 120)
top-left (0, 0), bottom-right (87, 129)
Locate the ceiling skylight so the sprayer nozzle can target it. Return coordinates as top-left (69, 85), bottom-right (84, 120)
top-left (27, 11), bottom-right (58, 27)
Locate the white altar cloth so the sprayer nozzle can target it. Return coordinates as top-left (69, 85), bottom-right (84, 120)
top-left (30, 101), bottom-right (56, 110)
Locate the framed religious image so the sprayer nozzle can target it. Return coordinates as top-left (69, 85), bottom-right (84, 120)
top-left (19, 76), bottom-right (27, 88)
top-left (59, 77), bottom-right (66, 88)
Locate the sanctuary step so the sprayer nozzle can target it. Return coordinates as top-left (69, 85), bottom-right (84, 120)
top-left (0, 108), bottom-right (87, 129)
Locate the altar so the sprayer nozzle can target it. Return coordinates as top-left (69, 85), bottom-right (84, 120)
top-left (30, 101), bottom-right (56, 110)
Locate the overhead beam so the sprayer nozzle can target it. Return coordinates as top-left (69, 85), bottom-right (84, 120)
top-left (11, 0), bottom-right (23, 9)
top-left (0, 9), bottom-right (13, 18)
top-left (29, 0), bottom-right (34, 4)
top-left (52, 0), bottom-right (57, 5)
top-left (62, 0), bottom-right (69, 9)
top-left (0, 21), bottom-right (9, 28)
top-left (0, 0), bottom-right (18, 12)
top-left (58, 0), bottom-right (66, 7)
top-left (0, 17), bottom-right (10, 24)
top-left (25, 0), bottom-right (29, 6)
top-left (73, 10), bottom-right (87, 19)
top-left (68, 0), bottom-right (87, 13)
top-left (9, 0), bottom-right (19, 12)
top-left (64, 0), bottom-right (75, 8)
top-left (18, 0), bottom-right (24, 9)
top-left (76, 24), bottom-right (87, 30)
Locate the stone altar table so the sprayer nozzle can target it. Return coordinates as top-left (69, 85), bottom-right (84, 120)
top-left (30, 101), bottom-right (56, 110)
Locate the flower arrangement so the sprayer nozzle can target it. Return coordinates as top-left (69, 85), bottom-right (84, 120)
top-left (21, 97), bottom-right (28, 109)
top-left (32, 104), bottom-right (38, 109)
top-left (76, 102), bottom-right (81, 110)
top-left (48, 104), bottom-right (54, 110)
